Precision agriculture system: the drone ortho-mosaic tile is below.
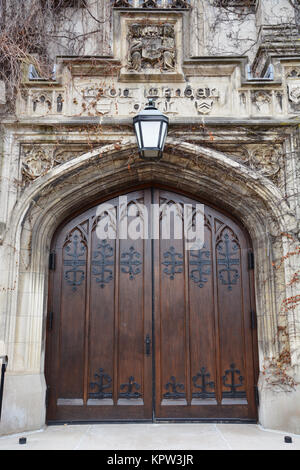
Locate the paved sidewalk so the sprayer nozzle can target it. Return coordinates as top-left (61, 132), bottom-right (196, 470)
top-left (0, 423), bottom-right (299, 450)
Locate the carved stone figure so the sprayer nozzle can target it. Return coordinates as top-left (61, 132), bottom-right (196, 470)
top-left (56, 94), bottom-right (63, 112)
top-left (252, 91), bottom-right (271, 113)
top-left (128, 24), bottom-right (143, 72)
top-left (162, 24), bottom-right (175, 70)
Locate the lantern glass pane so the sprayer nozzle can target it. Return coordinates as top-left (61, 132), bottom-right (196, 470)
top-left (140, 121), bottom-right (161, 148)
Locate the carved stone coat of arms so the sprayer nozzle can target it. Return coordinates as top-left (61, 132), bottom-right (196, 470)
top-left (128, 23), bottom-right (176, 72)
top-left (288, 83), bottom-right (300, 104)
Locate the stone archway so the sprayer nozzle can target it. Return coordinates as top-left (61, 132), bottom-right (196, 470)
top-left (0, 138), bottom-right (299, 434)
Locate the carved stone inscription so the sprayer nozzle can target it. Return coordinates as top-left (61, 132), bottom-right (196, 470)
top-left (75, 83), bottom-right (220, 116)
top-left (128, 23), bottom-right (175, 72)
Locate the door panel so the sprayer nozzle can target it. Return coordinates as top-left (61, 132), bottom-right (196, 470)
top-left (45, 187), bottom-right (258, 423)
top-left (46, 190), bottom-right (152, 422)
top-left (153, 189), bottom-right (257, 420)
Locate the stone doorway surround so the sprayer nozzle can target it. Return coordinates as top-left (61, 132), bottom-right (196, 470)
top-left (0, 137), bottom-right (299, 435)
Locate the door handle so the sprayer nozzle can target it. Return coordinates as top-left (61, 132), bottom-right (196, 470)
top-left (145, 334), bottom-right (151, 356)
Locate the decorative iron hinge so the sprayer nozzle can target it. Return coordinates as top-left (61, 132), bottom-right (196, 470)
top-left (49, 251), bottom-right (56, 270)
top-left (254, 385), bottom-right (259, 407)
top-left (251, 309), bottom-right (257, 330)
top-left (248, 250), bottom-right (254, 270)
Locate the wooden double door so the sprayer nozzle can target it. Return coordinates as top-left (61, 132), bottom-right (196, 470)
top-left (45, 187), bottom-right (258, 423)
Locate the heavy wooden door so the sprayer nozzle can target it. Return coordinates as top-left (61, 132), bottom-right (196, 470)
top-left (45, 187), bottom-right (258, 423)
top-left (45, 190), bottom-right (153, 422)
top-left (153, 189), bottom-right (258, 421)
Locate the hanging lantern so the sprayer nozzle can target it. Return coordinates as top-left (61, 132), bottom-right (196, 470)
top-left (133, 99), bottom-right (169, 161)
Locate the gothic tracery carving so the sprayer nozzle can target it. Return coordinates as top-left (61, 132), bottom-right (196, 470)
top-left (22, 147), bottom-right (54, 181)
top-left (242, 145), bottom-right (282, 179)
top-left (21, 145), bottom-right (88, 182)
top-left (221, 144), bottom-right (283, 184)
